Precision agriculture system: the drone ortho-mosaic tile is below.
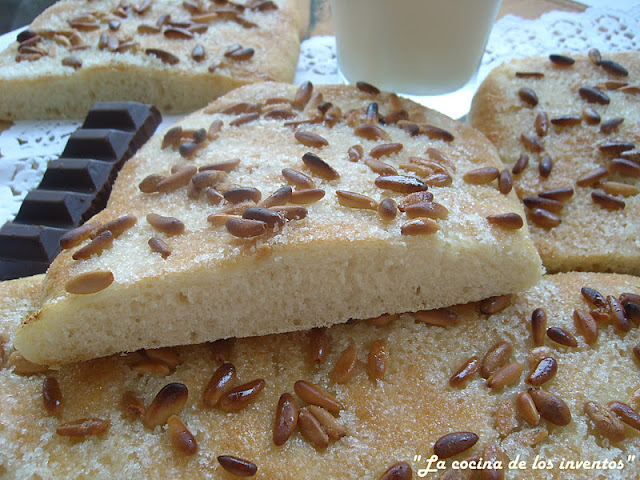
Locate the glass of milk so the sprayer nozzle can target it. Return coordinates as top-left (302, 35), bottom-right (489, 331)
top-left (330, 0), bottom-right (502, 119)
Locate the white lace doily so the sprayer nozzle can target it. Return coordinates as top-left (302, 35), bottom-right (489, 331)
top-left (1, 5), bottom-right (639, 227)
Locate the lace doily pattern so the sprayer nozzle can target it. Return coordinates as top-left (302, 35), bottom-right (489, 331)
top-left (1, 6), bottom-right (638, 227)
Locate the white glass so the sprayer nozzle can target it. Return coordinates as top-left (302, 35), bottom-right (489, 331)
top-left (330, 0), bottom-right (502, 118)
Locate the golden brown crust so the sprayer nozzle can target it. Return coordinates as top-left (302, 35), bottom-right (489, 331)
top-left (0, 0), bottom-right (308, 119)
top-left (15, 82), bottom-right (542, 365)
top-left (470, 51), bottom-right (640, 275)
top-left (3, 273), bottom-right (640, 478)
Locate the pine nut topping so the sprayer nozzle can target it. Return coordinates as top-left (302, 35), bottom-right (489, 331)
top-left (273, 392), bottom-right (298, 446)
top-left (217, 455), bottom-right (258, 477)
top-left (292, 81), bottom-right (313, 110)
top-left (512, 154), bottom-right (529, 174)
top-left (463, 167), bottom-right (500, 185)
top-left (298, 409), bottom-right (329, 448)
top-left (521, 133), bottom-right (544, 152)
top-left (289, 188), bottom-right (325, 205)
top-left (93, 214), bottom-right (137, 239)
top-left (449, 356), bottom-right (480, 388)
top-left (539, 187), bottom-right (574, 201)
top-left (583, 106), bottom-right (601, 124)
top-left (72, 230), bottom-right (113, 260)
top-left (584, 401), bottom-right (626, 442)
top-left (148, 237), bottom-right (172, 258)
top-left (535, 112), bottom-right (549, 136)
top-left (498, 169), bottom-right (513, 194)
top-left (608, 402), bottom-right (640, 431)
top-left (547, 327), bottom-right (578, 347)
top-left (529, 387), bottom-right (572, 426)
top-left (368, 338), bottom-right (388, 380)
top-left (601, 59), bottom-right (629, 76)
top-left (539, 155), bottom-right (553, 177)
top-left (573, 309), bottom-right (598, 344)
top-left (377, 198), bottom-right (398, 221)
top-left (307, 405), bottom-right (347, 440)
top-left (261, 186), bottom-right (292, 207)
top-left (400, 218), bottom-right (439, 236)
top-left (146, 213), bottom-right (185, 235)
top-left (294, 380), bottom-right (343, 413)
top-left (523, 196), bottom-right (563, 213)
top-left (347, 144), bottom-right (364, 162)
top-left (332, 343), bottom-right (357, 384)
top-left (525, 357), bottom-right (557, 386)
top-left (309, 328), bottom-right (328, 365)
top-left (365, 158), bottom-right (398, 176)
top-left (592, 191), bottom-right (625, 210)
top-left (529, 208), bottom-right (561, 228)
top-left (581, 287), bottom-right (607, 308)
top-left (139, 173), bottom-right (166, 193)
top-left (219, 379), bottom-right (266, 412)
top-left (145, 383), bottom-right (189, 428)
top-left (518, 87), bottom-right (539, 106)
top-left (242, 207), bottom-right (285, 229)
top-left (551, 114), bottom-right (581, 126)
top-left (356, 81), bottom-right (380, 95)
top-left (272, 205), bottom-right (309, 221)
top-left (433, 432), bottom-right (479, 459)
top-left (601, 117), bottom-right (624, 134)
top-left (295, 131), bottom-right (329, 148)
top-left (370, 143), bottom-right (403, 158)
top-left (302, 152), bottom-right (340, 180)
top-left (203, 362), bottom-right (236, 407)
top-left (8, 351), bottom-right (48, 375)
top-left (378, 462), bottom-right (412, 480)
top-left (549, 54), bottom-right (575, 66)
top-left (601, 181), bottom-right (639, 197)
top-left (486, 362), bottom-right (522, 390)
top-left (226, 217), bottom-right (267, 238)
top-left (59, 222), bottom-right (101, 249)
top-left (517, 391), bottom-right (540, 425)
top-left (487, 213), bottom-right (524, 230)
top-left (414, 308), bottom-right (457, 326)
top-left (579, 86), bottom-right (610, 105)
top-left (65, 270), bottom-right (114, 294)
top-left (156, 166), bottom-right (198, 192)
top-left (531, 308), bottom-right (547, 346)
top-left (146, 48), bottom-right (179, 65)
top-left (282, 168), bottom-right (316, 189)
top-left (56, 418), bottom-right (109, 437)
top-left (480, 340), bottom-right (513, 379)
top-left (480, 295), bottom-right (512, 315)
top-left (167, 415), bottom-right (198, 456)
top-left (43, 376), bottom-right (63, 417)
top-left (375, 175), bottom-right (428, 193)
top-left (336, 190), bottom-right (378, 210)
top-left (354, 123), bottom-right (390, 141)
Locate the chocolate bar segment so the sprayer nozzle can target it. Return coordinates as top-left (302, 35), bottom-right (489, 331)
top-left (61, 129), bottom-right (133, 162)
top-left (14, 190), bottom-right (94, 228)
top-left (0, 102), bottom-right (161, 280)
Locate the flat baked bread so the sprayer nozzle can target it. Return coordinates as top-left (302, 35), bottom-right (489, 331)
top-left (14, 82), bottom-right (543, 365)
top-left (470, 50), bottom-right (640, 275)
top-left (3, 272), bottom-right (640, 479)
top-left (0, 0), bottom-right (309, 120)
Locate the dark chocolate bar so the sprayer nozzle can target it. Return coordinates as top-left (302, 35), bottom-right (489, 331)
top-left (0, 102), bottom-right (161, 280)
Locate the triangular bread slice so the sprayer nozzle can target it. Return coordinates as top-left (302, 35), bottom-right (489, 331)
top-left (3, 272), bottom-right (640, 478)
top-left (15, 82), bottom-right (543, 365)
top-left (0, 0), bottom-right (309, 119)
top-left (470, 50), bottom-right (640, 275)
